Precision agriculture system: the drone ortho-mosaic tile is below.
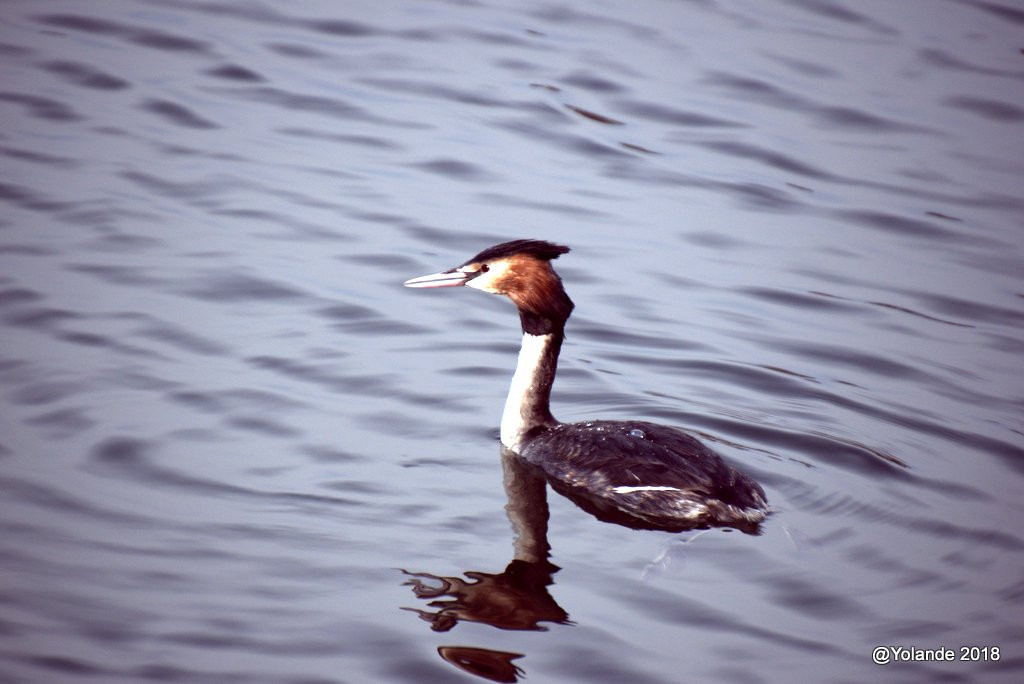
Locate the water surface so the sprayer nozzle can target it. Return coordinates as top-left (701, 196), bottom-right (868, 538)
top-left (1, 1), bottom-right (1022, 682)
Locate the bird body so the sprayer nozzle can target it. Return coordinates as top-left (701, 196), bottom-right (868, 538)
top-left (405, 239), bottom-right (768, 531)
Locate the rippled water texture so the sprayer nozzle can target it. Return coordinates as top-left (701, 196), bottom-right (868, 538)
top-left (1, 1), bottom-right (1023, 682)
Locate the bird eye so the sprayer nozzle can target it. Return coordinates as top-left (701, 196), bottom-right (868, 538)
top-left (478, 264), bottom-right (489, 273)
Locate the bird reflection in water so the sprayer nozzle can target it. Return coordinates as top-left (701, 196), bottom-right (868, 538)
top-left (400, 448), bottom-right (764, 681)
top-left (434, 646), bottom-right (526, 684)
top-left (400, 448), bottom-right (566, 682)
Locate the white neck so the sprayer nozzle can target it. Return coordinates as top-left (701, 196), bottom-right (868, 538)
top-left (501, 332), bottom-right (558, 450)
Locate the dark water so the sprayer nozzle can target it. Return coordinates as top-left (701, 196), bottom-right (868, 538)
top-left (2, 1), bottom-right (1023, 682)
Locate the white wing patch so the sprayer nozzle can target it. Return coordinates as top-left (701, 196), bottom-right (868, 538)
top-left (612, 485), bottom-right (681, 494)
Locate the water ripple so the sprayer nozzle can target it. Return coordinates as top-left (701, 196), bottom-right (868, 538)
top-left (87, 437), bottom-right (358, 508)
top-left (358, 77), bottom-right (526, 108)
top-left (34, 13), bottom-right (212, 53)
top-left (0, 91), bottom-right (81, 121)
top-left (304, 18), bottom-right (378, 38)
top-left (614, 580), bottom-right (850, 656)
top-left (945, 95), bottom-right (1024, 121)
top-left (0, 476), bottom-right (153, 526)
top-left (918, 47), bottom-right (1024, 79)
top-left (413, 158), bottom-right (496, 182)
top-left (612, 98), bottom-right (744, 128)
top-left (967, 0), bottom-right (1024, 24)
top-left (179, 272), bottom-right (308, 302)
top-left (140, 99), bottom-right (219, 129)
top-left (0, 145), bottom-right (78, 168)
top-left (204, 63), bottom-right (265, 83)
top-left (786, 0), bottom-right (898, 35)
top-left (214, 85), bottom-right (425, 126)
top-left (705, 71), bottom-right (932, 133)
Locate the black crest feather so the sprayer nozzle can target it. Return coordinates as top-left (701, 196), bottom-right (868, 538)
top-left (463, 239), bottom-right (569, 266)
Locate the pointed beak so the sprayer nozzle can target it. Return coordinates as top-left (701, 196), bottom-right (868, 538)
top-left (403, 268), bottom-right (469, 289)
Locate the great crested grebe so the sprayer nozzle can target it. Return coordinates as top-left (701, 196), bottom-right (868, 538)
top-left (404, 239), bottom-right (769, 530)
